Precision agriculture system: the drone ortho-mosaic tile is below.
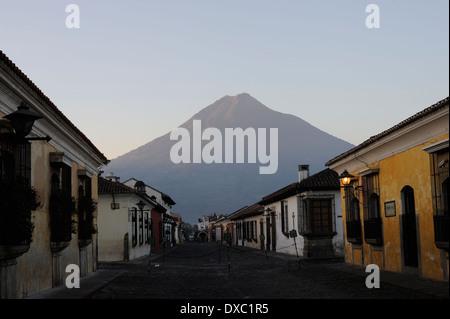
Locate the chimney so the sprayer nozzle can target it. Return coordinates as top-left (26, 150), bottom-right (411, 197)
top-left (298, 165), bottom-right (309, 182)
top-left (106, 172), bottom-right (120, 183)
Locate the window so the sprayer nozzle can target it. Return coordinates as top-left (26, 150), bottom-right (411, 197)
top-left (131, 207), bottom-right (137, 247)
top-left (77, 176), bottom-right (95, 243)
top-left (362, 173), bottom-right (383, 245)
top-left (49, 162), bottom-right (73, 243)
top-left (0, 150), bottom-right (15, 183)
top-left (0, 143), bottom-right (31, 184)
top-left (246, 220), bottom-right (257, 242)
top-left (311, 200), bottom-right (333, 233)
top-left (362, 173), bottom-right (380, 220)
top-left (236, 222), bottom-right (241, 240)
top-left (427, 146), bottom-right (449, 251)
top-left (139, 210), bottom-right (143, 245)
top-left (281, 200), bottom-right (289, 235)
top-left (350, 197), bottom-right (360, 221)
top-left (344, 181), bottom-right (362, 244)
top-left (13, 143), bottom-right (31, 182)
top-left (0, 143), bottom-right (36, 246)
top-left (299, 196), bottom-right (335, 235)
top-left (147, 214), bottom-right (153, 244)
top-left (430, 149), bottom-right (449, 216)
top-left (144, 212), bottom-right (148, 244)
top-left (368, 193), bottom-right (380, 219)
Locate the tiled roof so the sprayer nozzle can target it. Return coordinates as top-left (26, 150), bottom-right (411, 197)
top-left (259, 168), bottom-right (340, 205)
top-left (0, 50), bottom-right (107, 163)
top-left (230, 203), bottom-right (264, 220)
top-left (98, 177), bottom-right (137, 194)
top-left (326, 97), bottom-right (449, 167)
top-left (98, 177), bottom-right (167, 213)
top-left (123, 177), bottom-right (176, 205)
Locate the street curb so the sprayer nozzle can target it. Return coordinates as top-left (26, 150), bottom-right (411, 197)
top-left (82, 271), bottom-right (127, 299)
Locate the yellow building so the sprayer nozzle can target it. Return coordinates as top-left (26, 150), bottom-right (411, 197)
top-left (1, 50), bottom-right (108, 298)
top-left (326, 97), bottom-right (449, 281)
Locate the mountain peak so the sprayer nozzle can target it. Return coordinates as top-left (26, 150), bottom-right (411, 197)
top-left (107, 93), bottom-right (354, 224)
top-left (192, 93), bottom-right (272, 125)
top-left (220, 92), bottom-right (255, 105)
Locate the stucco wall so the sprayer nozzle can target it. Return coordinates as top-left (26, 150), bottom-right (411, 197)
top-left (343, 134), bottom-right (449, 280)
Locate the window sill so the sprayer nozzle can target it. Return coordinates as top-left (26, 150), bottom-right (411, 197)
top-left (301, 232), bottom-right (337, 238)
top-left (347, 237), bottom-right (362, 244)
top-left (365, 238), bottom-right (383, 246)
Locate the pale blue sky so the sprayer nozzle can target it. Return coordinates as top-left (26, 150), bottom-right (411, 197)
top-left (1, 1), bottom-right (448, 159)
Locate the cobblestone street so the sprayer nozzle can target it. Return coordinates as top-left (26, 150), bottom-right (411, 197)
top-left (90, 242), bottom-right (446, 300)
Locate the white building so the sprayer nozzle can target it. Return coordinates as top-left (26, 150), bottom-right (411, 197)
top-left (259, 165), bottom-right (344, 258)
top-left (97, 173), bottom-right (166, 261)
top-left (122, 177), bottom-right (178, 247)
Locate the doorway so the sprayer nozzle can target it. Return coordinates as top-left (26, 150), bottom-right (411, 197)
top-left (401, 186), bottom-right (419, 268)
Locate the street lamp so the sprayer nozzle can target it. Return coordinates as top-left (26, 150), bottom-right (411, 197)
top-left (339, 170), bottom-right (354, 187)
top-left (136, 200), bottom-right (146, 212)
top-left (2, 102), bottom-right (51, 141)
top-left (4, 102), bottom-right (41, 138)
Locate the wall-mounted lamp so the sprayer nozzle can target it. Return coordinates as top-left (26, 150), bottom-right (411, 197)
top-left (339, 170), bottom-right (354, 187)
top-left (339, 170), bottom-right (364, 205)
top-left (136, 200), bottom-right (146, 212)
top-left (3, 102), bottom-right (51, 142)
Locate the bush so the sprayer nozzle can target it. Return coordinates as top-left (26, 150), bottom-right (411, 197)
top-left (0, 178), bottom-right (40, 246)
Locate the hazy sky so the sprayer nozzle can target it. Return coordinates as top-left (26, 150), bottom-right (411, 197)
top-left (0, 1), bottom-right (448, 160)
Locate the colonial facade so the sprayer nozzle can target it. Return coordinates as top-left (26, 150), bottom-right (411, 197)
top-left (0, 50), bottom-right (108, 298)
top-left (326, 97), bottom-right (449, 281)
top-left (258, 165), bottom-right (344, 257)
top-left (122, 177), bottom-right (177, 252)
top-left (231, 203), bottom-right (265, 250)
top-left (97, 173), bottom-right (166, 262)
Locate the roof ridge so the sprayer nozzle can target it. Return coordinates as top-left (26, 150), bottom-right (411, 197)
top-left (0, 49), bottom-right (107, 162)
top-left (326, 97), bottom-right (449, 166)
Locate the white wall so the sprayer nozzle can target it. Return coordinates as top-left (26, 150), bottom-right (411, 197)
top-left (264, 189), bottom-right (344, 258)
top-left (98, 193), bottom-right (155, 262)
top-left (268, 196), bottom-right (305, 257)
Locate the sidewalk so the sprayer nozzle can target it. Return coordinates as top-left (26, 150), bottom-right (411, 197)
top-left (25, 245), bottom-right (175, 299)
top-left (231, 245), bottom-right (448, 299)
top-left (323, 263), bottom-right (449, 299)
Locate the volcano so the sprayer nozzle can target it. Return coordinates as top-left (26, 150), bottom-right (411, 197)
top-left (105, 93), bottom-right (353, 224)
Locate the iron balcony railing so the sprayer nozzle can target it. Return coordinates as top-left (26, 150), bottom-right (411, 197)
top-left (364, 218), bottom-right (383, 246)
top-left (346, 220), bottom-right (362, 244)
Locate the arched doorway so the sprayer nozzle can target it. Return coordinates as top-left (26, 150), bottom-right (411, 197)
top-left (401, 186), bottom-right (419, 268)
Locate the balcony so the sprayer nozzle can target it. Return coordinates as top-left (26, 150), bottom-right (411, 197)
top-left (364, 218), bottom-right (383, 246)
top-left (346, 220), bottom-right (362, 244)
top-left (434, 215), bottom-right (449, 251)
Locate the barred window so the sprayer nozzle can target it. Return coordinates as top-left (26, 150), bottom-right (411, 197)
top-left (426, 144), bottom-right (449, 251)
top-left (430, 149), bottom-right (449, 216)
top-left (344, 182), bottom-right (361, 222)
top-left (311, 199), bottom-right (333, 233)
top-left (0, 143), bottom-right (31, 184)
top-left (139, 210), bottom-right (143, 245)
top-left (131, 207), bottom-right (137, 247)
top-left (281, 200), bottom-right (289, 234)
top-left (362, 173), bottom-right (380, 220)
top-left (299, 196), bottom-right (335, 235)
